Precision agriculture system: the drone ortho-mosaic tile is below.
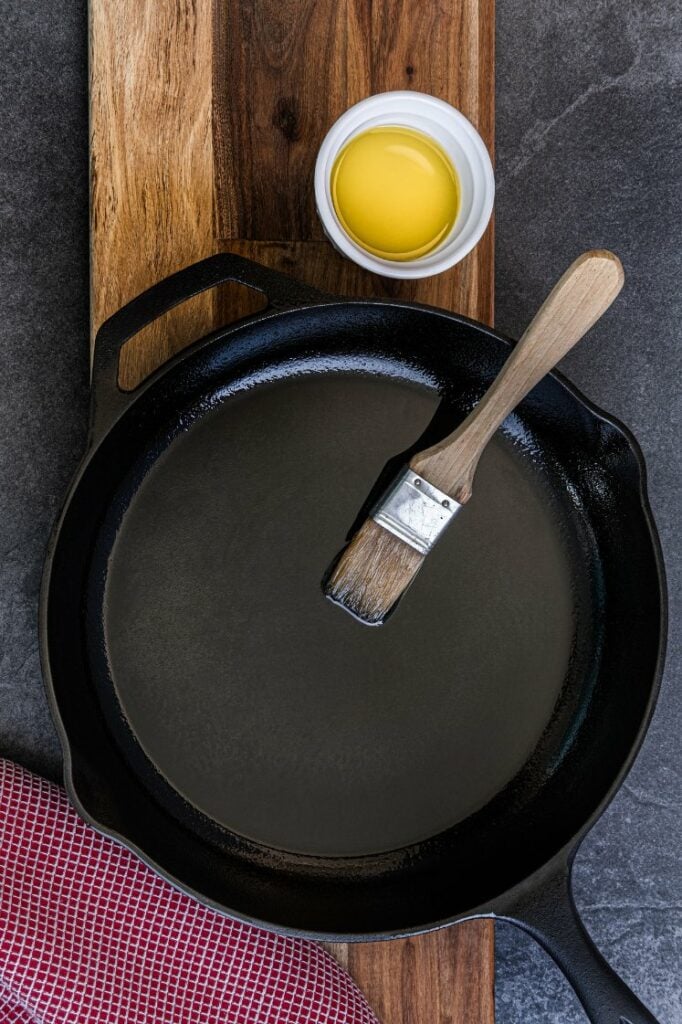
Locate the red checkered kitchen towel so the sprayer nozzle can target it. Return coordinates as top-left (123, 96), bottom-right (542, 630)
top-left (0, 759), bottom-right (378, 1024)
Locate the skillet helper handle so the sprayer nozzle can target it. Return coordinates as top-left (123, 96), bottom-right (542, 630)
top-left (90, 253), bottom-right (330, 438)
top-left (411, 249), bottom-right (625, 500)
top-left (508, 866), bottom-right (659, 1024)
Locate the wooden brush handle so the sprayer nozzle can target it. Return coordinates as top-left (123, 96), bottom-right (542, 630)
top-left (410, 250), bottom-right (624, 502)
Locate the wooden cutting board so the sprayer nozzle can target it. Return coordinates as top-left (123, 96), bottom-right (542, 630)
top-left (90, 1), bottom-right (495, 1020)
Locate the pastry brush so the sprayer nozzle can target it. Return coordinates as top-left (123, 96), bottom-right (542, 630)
top-left (323, 250), bottom-right (624, 625)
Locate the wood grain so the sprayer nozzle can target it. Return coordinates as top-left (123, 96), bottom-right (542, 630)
top-left (90, 0), bottom-right (217, 388)
top-left (323, 921), bottom-right (495, 1024)
top-left (214, 0), bottom-right (371, 239)
top-left (90, 0), bottom-right (496, 1016)
top-left (214, 0), bottom-right (494, 245)
top-left (93, 0), bottom-right (494, 388)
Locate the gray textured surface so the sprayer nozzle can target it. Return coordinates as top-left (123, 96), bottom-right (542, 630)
top-left (495, 2), bottom-right (681, 1022)
top-left (0, 0), bottom-right (679, 1021)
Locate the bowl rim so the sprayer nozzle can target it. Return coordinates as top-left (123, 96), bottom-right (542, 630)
top-left (314, 90), bottom-right (495, 279)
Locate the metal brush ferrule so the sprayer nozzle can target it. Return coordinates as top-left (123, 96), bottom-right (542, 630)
top-left (371, 467), bottom-right (462, 555)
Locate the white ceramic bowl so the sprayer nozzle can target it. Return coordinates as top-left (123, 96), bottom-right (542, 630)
top-left (314, 91), bottom-right (495, 280)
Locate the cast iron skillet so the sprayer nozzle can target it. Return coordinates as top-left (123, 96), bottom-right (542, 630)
top-left (41, 254), bottom-right (666, 1024)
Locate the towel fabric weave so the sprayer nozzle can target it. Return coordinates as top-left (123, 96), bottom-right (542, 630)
top-left (0, 759), bottom-right (378, 1024)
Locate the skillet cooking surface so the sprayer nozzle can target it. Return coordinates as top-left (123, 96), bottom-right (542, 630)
top-left (103, 375), bottom-right (579, 856)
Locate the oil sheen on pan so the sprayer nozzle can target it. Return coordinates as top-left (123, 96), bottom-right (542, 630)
top-left (103, 374), bottom-right (577, 857)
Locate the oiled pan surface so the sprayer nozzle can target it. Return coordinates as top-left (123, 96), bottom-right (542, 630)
top-left (103, 372), bottom-right (586, 856)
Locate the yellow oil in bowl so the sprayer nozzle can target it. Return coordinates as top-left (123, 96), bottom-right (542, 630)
top-left (330, 126), bottom-right (460, 262)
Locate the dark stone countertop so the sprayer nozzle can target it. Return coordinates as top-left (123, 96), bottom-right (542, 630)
top-left (0, 1), bottom-right (679, 1020)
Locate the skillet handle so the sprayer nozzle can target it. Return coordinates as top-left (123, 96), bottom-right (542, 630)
top-left (503, 863), bottom-right (659, 1024)
top-left (90, 253), bottom-right (331, 439)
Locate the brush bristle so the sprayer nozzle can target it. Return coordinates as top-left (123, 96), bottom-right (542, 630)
top-left (324, 519), bottom-right (425, 625)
